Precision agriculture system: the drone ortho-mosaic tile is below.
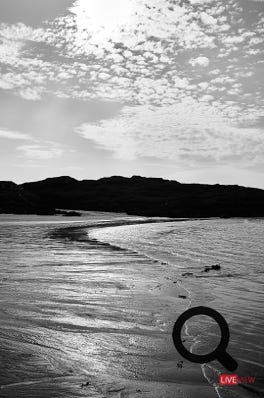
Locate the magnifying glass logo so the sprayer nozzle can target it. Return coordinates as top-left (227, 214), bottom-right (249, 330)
top-left (172, 306), bottom-right (238, 371)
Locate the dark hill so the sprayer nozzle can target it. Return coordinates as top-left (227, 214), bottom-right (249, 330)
top-left (13, 175), bottom-right (264, 217)
top-left (0, 181), bottom-right (55, 215)
top-left (0, 176), bottom-right (263, 217)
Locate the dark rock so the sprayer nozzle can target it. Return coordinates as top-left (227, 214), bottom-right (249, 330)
top-left (64, 211), bottom-right (81, 217)
top-left (56, 210), bottom-right (82, 217)
top-left (81, 381), bottom-right (90, 388)
top-left (203, 264), bottom-right (221, 272)
top-left (177, 360), bottom-right (183, 369)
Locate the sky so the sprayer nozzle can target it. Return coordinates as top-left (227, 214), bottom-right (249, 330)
top-left (0, 0), bottom-right (263, 188)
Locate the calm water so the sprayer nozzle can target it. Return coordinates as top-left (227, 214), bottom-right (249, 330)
top-left (0, 215), bottom-right (263, 398)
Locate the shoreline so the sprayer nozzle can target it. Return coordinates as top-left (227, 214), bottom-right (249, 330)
top-left (1, 215), bottom-right (263, 397)
top-left (0, 214), bottom-right (217, 398)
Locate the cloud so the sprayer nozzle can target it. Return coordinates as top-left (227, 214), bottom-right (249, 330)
top-left (17, 143), bottom-right (64, 159)
top-left (189, 56), bottom-right (210, 67)
top-left (223, 35), bottom-right (245, 46)
top-left (76, 101), bottom-right (264, 166)
top-left (0, 1), bottom-right (262, 111)
top-left (0, 128), bottom-right (31, 140)
top-left (200, 12), bottom-right (217, 26)
top-left (0, 37), bottom-right (23, 65)
top-left (0, 0), bottom-right (263, 155)
top-left (19, 88), bottom-right (42, 100)
top-left (0, 128), bottom-right (66, 162)
top-left (189, 0), bottom-right (215, 4)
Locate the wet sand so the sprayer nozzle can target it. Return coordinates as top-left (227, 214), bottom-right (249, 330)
top-left (0, 217), bottom-right (217, 398)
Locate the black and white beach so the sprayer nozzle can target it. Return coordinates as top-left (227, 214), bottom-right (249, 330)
top-left (0, 213), bottom-right (263, 397)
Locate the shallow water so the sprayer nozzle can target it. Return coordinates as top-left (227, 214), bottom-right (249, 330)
top-left (0, 215), bottom-right (263, 397)
top-left (91, 218), bottom-right (264, 397)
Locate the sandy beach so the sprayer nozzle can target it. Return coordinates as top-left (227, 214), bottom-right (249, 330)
top-left (0, 214), bottom-right (263, 397)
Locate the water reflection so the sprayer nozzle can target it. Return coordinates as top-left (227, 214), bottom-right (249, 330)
top-left (0, 216), bottom-right (263, 397)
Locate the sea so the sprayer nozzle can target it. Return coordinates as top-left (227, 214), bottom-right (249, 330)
top-left (0, 213), bottom-right (263, 398)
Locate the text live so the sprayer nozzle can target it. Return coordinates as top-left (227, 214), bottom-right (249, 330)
top-left (219, 374), bottom-right (256, 386)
